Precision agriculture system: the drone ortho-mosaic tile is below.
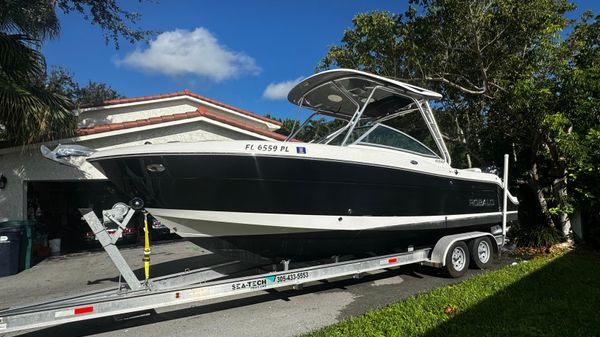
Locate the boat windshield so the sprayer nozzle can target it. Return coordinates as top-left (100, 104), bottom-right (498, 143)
top-left (353, 124), bottom-right (439, 157)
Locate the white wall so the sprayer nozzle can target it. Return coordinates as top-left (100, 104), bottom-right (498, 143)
top-left (79, 97), bottom-right (278, 131)
top-left (0, 121), bottom-right (260, 221)
top-left (79, 98), bottom-right (197, 127)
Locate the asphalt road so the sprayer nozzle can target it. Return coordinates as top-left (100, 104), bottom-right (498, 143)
top-left (1, 240), bottom-right (514, 337)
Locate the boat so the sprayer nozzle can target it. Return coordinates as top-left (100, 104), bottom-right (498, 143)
top-left (86, 69), bottom-right (518, 262)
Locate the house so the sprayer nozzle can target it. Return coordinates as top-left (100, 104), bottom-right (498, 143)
top-left (0, 90), bottom-right (284, 252)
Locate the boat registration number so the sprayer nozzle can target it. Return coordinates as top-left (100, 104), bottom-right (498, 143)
top-left (245, 144), bottom-right (290, 152)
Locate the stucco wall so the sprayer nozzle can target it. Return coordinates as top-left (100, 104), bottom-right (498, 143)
top-left (0, 120), bottom-right (260, 222)
top-left (79, 99), bottom-right (197, 127)
top-left (79, 97), bottom-right (276, 131)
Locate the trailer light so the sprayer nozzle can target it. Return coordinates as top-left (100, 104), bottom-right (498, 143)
top-left (388, 258), bottom-right (398, 264)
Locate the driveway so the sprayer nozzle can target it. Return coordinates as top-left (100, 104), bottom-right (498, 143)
top-left (1, 240), bottom-right (514, 337)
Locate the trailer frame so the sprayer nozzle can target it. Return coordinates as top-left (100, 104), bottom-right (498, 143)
top-left (0, 226), bottom-right (501, 333)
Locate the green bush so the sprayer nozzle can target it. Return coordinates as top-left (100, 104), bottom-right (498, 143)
top-left (510, 221), bottom-right (562, 247)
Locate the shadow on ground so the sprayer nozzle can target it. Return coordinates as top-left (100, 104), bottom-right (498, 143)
top-left (85, 253), bottom-right (232, 285)
top-left (422, 249), bottom-right (600, 336)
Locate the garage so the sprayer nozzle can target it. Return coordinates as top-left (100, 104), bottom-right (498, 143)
top-left (26, 180), bottom-right (133, 253)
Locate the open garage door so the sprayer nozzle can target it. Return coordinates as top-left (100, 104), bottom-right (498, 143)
top-left (26, 180), bottom-right (139, 254)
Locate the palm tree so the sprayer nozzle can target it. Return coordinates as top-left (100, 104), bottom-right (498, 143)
top-left (0, 0), bottom-right (76, 146)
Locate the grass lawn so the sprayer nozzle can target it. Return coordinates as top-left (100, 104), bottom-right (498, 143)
top-left (305, 248), bottom-right (600, 337)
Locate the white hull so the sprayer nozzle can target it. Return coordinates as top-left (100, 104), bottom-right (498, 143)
top-left (147, 208), bottom-right (519, 238)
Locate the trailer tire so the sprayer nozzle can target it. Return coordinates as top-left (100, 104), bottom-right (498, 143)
top-left (445, 241), bottom-right (469, 278)
top-left (469, 237), bottom-right (494, 269)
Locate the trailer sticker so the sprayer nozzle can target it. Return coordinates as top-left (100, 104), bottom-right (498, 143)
top-left (380, 257), bottom-right (399, 265)
top-left (276, 272), bottom-right (309, 282)
top-left (54, 306), bottom-right (94, 318)
top-left (231, 279), bottom-right (268, 291)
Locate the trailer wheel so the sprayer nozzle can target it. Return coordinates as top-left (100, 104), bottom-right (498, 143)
top-left (469, 237), bottom-right (494, 269)
top-left (445, 241), bottom-right (469, 278)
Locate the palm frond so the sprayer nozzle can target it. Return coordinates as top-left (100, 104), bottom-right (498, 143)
top-left (0, 33), bottom-right (46, 82)
top-left (0, 34), bottom-right (75, 145)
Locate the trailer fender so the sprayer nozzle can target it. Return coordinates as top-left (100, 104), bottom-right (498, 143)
top-left (426, 232), bottom-right (499, 267)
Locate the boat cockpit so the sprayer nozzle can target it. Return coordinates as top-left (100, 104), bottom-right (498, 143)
top-left (286, 69), bottom-right (451, 164)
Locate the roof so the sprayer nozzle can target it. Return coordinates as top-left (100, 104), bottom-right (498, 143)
top-left (288, 68), bottom-right (442, 105)
top-left (80, 89), bottom-right (282, 127)
top-left (75, 106), bottom-right (288, 141)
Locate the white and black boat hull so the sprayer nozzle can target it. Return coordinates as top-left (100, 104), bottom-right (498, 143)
top-left (146, 209), bottom-right (514, 262)
top-left (88, 143), bottom-right (517, 261)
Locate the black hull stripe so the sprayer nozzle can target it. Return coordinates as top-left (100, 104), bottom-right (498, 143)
top-left (93, 154), bottom-right (504, 217)
top-left (90, 151), bottom-right (502, 186)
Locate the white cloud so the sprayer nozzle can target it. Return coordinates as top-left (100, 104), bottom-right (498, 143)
top-left (262, 77), bottom-right (303, 100)
top-left (116, 27), bottom-right (260, 81)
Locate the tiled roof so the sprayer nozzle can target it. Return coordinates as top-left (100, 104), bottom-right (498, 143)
top-left (80, 89), bottom-right (282, 126)
top-left (75, 106), bottom-right (288, 141)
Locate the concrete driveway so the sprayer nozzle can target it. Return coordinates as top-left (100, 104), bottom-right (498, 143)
top-left (1, 240), bottom-right (513, 337)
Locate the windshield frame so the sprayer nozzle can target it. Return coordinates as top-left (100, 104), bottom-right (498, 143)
top-left (284, 75), bottom-right (451, 163)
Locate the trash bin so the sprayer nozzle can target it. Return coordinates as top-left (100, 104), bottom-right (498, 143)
top-left (0, 227), bottom-right (21, 277)
top-left (49, 238), bottom-right (61, 256)
top-left (0, 220), bottom-right (35, 271)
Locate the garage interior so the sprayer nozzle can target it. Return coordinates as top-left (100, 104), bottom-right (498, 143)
top-left (26, 180), bottom-right (137, 254)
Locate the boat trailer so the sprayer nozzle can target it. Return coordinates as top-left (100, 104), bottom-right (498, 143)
top-left (0, 210), bottom-right (505, 334)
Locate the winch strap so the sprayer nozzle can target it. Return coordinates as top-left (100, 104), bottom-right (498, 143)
top-left (143, 212), bottom-right (151, 281)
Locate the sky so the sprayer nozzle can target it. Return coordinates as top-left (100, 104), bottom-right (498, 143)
top-left (43, 0), bottom-right (599, 121)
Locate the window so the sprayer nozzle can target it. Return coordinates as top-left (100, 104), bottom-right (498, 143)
top-left (324, 124), bottom-right (370, 145)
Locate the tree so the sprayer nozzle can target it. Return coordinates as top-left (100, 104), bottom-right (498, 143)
top-left (554, 13), bottom-right (600, 244)
top-left (266, 114), bottom-right (344, 143)
top-left (2, 0), bottom-right (152, 48)
top-left (320, 1), bottom-right (599, 245)
top-left (46, 66), bottom-right (123, 106)
top-left (0, 34), bottom-right (74, 144)
top-left (0, 0), bottom-right (151, 146)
